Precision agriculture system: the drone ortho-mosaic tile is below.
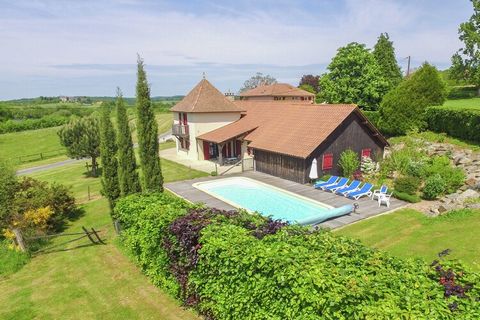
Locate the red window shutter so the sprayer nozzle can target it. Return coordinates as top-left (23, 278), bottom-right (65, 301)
top-left (361, 148), bottom-right (371, 158)
top-left (322, 153), bottom-right (333, 170)
top-left (203, 141), bottom-right (210, 160)
top-left (183, 113), bottom-right (188, 125)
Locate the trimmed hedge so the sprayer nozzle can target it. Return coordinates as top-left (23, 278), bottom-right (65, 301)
top-left (426, 107), bottom-right (480, 142)
top-left (115, 193), bottom-right (480, 319)
top-left (447, 86), bottom-right (478, 100)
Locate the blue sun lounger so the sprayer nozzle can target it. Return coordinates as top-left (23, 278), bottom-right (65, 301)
top-left (324, 177), bottom-right (349, 192)
top-left (347, 183), bottom-right (373, 200)
top-left (314, 176), bottom-right (338, 189)
top-left (335, 180), bottom-right (361, 195)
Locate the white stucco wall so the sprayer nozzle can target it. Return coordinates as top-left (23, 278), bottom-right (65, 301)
top-left (172, 112), bottom-right (241, 160)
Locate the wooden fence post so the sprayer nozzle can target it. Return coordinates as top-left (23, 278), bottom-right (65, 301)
top-left (12, 228), bottom-right (27, 252)
top-left (113, 220), bottom-right (122, 235)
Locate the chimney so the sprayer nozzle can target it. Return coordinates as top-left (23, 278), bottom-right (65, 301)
top-left (224, 90), bottom-right (235, 101)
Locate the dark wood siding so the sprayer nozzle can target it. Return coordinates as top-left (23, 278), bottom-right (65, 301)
top-left (254, 150), bottom-right (306, 183)
top-left (305, 113), bottom-right (385, 182)
top-left (253, 112), bottom-right (386, 184)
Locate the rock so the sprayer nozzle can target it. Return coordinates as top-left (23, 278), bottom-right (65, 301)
top-left (457, 189), bottom-right (480, 202)
top-left (458, 157), bottom-right (472, 165)
top-left (466, 203), bottom-right (480, 210)
top-left (460, 185), bottom-right (469, 191)
top-left (438, 205), bottom-right (451, 214)
top-left (466, 178), bottom-right (478, 187)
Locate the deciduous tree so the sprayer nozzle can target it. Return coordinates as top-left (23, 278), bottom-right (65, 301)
top-left (239, 72), bottom-right (277, 92)
top-left (99, 105), bottom-right (120, 210)
top-left (58, 116), bottom-right (100, 176)
top-left (135, 56), bottom-right (164, 192)
top-left (299, 74), bottom-right (320, 93)
top-left (373, 33), bottom-right (403, 91)
top-left (318, 42), bottom-right (388, 110)
top-left (450, 0), bottom-right (480, 94)
top-left (115, 88), bottom-right (141, 196)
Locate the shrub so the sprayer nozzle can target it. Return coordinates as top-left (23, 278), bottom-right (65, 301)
top-left (421, 156), bottom-right (465, 193)
top-left (0, 163), bottom-right (17, 234)
top-left (392, 190), bottom-right (422, 203)
top-left (360, 156), bottom-right (377, 175)
top-left (338, 149), bottom-right (360, 178)
top-left (378, 63), bottom-right (447, 136)
top-left (394, 176), bottom-right (421, 195)
top-left (447, 86), bottom-right (478, 99)
top-left (426, 107), bottom-right (480, 143)
top-left (423, 174), bottom-right (447, 200)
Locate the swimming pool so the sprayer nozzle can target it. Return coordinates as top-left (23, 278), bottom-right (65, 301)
top-left (193, 177), bottom-right (334, 223)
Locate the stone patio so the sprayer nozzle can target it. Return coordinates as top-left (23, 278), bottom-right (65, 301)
top-left (165, 171), bottom-right (407, 229)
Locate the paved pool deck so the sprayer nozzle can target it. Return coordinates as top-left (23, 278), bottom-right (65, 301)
top-left (165, 171), bottom-right (407, 229)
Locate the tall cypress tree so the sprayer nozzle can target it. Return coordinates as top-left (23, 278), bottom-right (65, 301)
top-left (99, 105), bottom-right (121, 210)
top-left (115, 88), bottom-right (141, 196)
top-left (135, 56), bottom-right (164, 192)
top-left (373, 33), bottom-right (403, 92)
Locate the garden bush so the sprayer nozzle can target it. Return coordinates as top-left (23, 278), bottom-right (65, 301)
top-left (338, 149), bottom-right (360, 178)
top-left (447, 86), bottom-right (478, 99)
top-left (116, 193), bottom-right (480, 319)
top-left (426, 107), bottom-right (480, 143)
top-left (392, 190), bottom-right (422, 203)
top-left (423, 174), bottom-right (447, 200)
top-left (394, 176), bottom-right (421, 195)
top-left (421, 156), bottom-right (465, 194)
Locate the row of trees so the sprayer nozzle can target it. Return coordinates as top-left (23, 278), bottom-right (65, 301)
top-left (58, 57), bottom-right (163, 212)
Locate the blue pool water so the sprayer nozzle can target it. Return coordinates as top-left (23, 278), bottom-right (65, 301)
top-left (194, 177), bottom-right (332, 222)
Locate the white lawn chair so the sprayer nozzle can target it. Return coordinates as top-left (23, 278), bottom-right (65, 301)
top-left (378, 192), bottom-right (393, 208)
top-left (372, 185), bottom-right (388, 200)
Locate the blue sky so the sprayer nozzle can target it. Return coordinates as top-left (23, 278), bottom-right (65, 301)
top-left (0, 0), bottom-right (473, 99)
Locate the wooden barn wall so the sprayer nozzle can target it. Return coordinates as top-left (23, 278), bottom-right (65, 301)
top-left (305, 113), bottom-right (385, 181)
top-left (254, 150), bottom-right (307, 183)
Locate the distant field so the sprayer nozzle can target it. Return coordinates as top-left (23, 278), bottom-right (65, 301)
top-left (0, 112), bottom-right (173, 168)
top-left (0, 126), bottom-right (65, 164)
top-left (442, 97), bottom-right (480, 110)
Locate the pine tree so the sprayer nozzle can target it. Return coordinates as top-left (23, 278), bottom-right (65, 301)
top-left (115, 88), bottom-right (141, 196)
top-left (135, 56), bottom-right (164, 192)
top-left (373, 33), bottom-right (403, 92)
top-left (99, 105), bottom-right (121, 210)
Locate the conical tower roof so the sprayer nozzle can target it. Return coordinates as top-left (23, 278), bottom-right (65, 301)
top-left (171, 79), bottom-right (244, 113)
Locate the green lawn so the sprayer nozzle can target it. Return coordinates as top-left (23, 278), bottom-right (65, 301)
top-left (0, 198), bottom-right (200, 320)
top-left (0, 126), bottom-right (65, 165)
top-left (443, 97), bottom-right (480, 109)
top-left (0, 112), bottom-right (173, 169)
top-left (25, 154), bottom-right (207, 202)
top-left (336, 208), bottom-right (480, 270)
top-left (389, 130), bottom-right (480, 151)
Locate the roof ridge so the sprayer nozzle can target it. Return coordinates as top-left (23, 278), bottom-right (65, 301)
top-left (191, 79), bottom-right (205, 111)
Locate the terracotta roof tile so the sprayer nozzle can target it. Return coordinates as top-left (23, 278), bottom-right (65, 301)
top-left (171, 79), bottom-right (244, 113)
top-left (198, 101), bottom-right (382, 158)
top-left (240, 83), bottom-right (315, 97)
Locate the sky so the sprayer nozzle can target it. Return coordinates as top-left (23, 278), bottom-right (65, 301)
top-left (0, 0), bottom-right (474, 100)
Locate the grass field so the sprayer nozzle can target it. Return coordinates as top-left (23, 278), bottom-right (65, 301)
top-left (0, 198), bottom-right (200, 320)
top-left (443, 97), bottom-right (480, 109)
top-left (0, 112), bottom-right (173, 169)
top-left (389, 130), bottom-right (480, 151)
top-left (336, 208), bottom-right (480, 270)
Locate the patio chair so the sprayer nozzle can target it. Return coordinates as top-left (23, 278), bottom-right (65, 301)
top-left (371, 185), bottom-right (388, 200)
top-left (378, 192), bottom-right (394, 208)
top-left (314, 176), bottom-right (338, 189)
top-left (323, 177), bottom-right (349, 192)
top-left (335, 180), bottom-right (361, 195)
top-left (347, 183), bottom-right (373, 200)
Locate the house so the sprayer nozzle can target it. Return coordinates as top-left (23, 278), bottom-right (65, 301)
top-left (171, 79), bottom-right (388, 184)
top-left (239, 83), bottom-right (315, 103)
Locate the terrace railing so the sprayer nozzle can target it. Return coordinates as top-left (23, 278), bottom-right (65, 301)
top-left (172, 124), bottom-right (189, 137)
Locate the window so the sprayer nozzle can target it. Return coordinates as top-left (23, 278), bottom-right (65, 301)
top-left (322, 153), bottom-right (333, 170)
top-left (361, 148), bottom-right (371, 158)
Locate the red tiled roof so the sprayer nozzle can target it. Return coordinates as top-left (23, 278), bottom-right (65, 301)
top-left (171, 79), bottom-right (244, 113)
top-left (198, 101), bottom-right (387, 158)
top-left (240, 83), bottom-right (315, 97)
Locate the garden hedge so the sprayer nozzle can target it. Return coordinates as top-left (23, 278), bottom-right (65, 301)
top-left (115, 193), bottom-right (480, 319)
top-left (426, 107), bottom-right (480, 143)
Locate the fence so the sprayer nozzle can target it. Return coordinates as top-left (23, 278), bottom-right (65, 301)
top-left (219, 157), bottom-right (255, 176)
top-left (7, 148), bottom-right (65, 165)
top-left (12, 226), bottom-right (105, 254)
